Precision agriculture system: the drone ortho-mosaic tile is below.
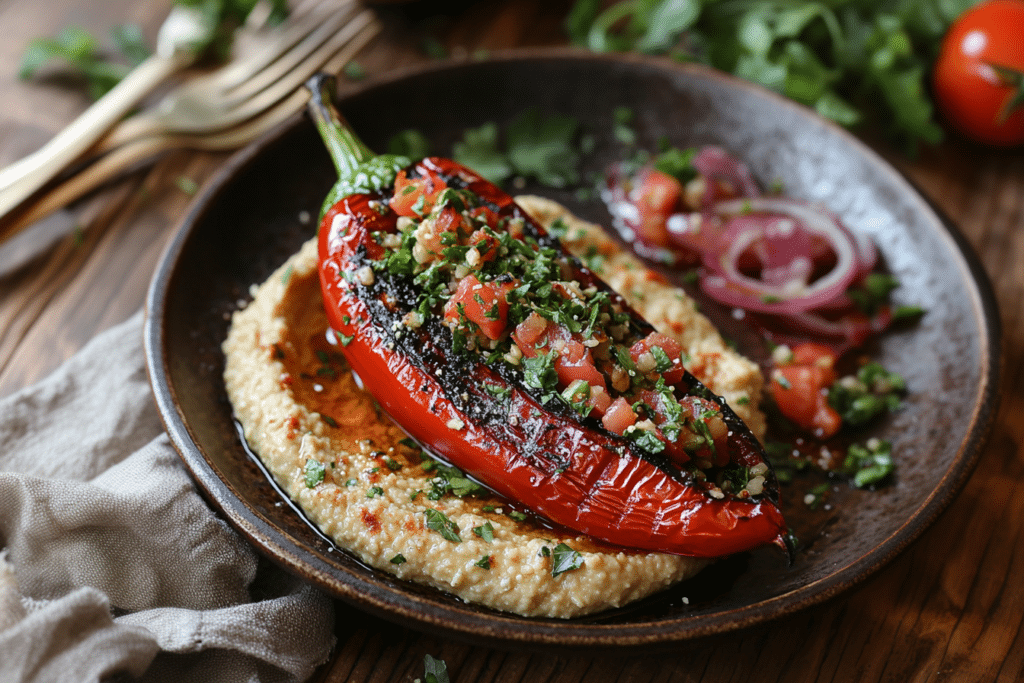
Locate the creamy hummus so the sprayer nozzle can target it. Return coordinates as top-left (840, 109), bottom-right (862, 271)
top-left (222, 199), bottom-right (766, 618)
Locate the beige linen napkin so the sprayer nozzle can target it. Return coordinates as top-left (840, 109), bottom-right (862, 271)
top-left (0, 312), bottom-right (335, 682)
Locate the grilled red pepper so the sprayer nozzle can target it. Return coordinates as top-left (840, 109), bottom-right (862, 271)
top-left (306, 74), bottom-right (788, 558)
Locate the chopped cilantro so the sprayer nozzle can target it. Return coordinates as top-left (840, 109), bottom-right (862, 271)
top-left (650, 344), bottom-right (674, 372)
top-left (452, 121), bottom-right (514, 185)
top-left (390, 553), bottom-right (407, 564)
top-left (472, 522), bottom-right (494, 542)
top-left (474, 555), bottom-right (491, 569)
top-left (505, 107), bottom-right (582, 188)
top-left (828, 362), bottom-right (905, 426)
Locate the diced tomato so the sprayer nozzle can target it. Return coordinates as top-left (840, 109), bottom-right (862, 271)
top-left (433, 205), bottom-right (470, 237)
top-left (602, 397), bottom-right (637, 435)
top-left (790, 342), bottom-right (838, 375)
top-left (630, 332), bottom-right (685, 384)
top-left (468, 229), bottom-right (500, 263)
top-left (390, 170), bottom-right (447, 217)
top-left (444, 275), bottom-right (514, 340)
top-left (469, 205), bottom-right (501, 226)
top-left (555, 339), bottom-right (606, 390)
top-left (633, 169), bottom-right (682, 247)
top-left (770, 365), bottom-right (842, 439)
top-left (512, 312), bottom-right (548, 351)
top-left (679, 396), bottom-right (730, 466)
top-left (587, 385), bottom-right (612, 416)
top-left (414, 206), bottom-right (465, 262)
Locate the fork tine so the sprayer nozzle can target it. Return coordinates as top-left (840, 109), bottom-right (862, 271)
top-left (222, 2), bottom-right (362, 102)
top-left (97, 1), bottom-right (366, 150)
top-left (0, 15), bottom-right (382, 242)
top-left (220, 10), bottom-right (378, 127)
top-left (200, 0), bottom-right (358, 97)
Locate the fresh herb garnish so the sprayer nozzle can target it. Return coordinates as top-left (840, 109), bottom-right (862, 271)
top-left (304, 459), bottom-right (325, 488)
top-left (472, 522), bottom-right (495, 542)
top-left (423, 655), bottom-right (450, 683)
top-left (843, 439), bottom-right (895, 487)
top-left (426, 461), bottom-right (487, 500)
top-left (567, 0), bottom-right (971, 151)
top-left (521, 351), bottom-right (559, 403)
top-left (550, 542), bottom-right (584, 577)
top-left (424, 509), bottom-right (462, 542)
top-left (828, 362), bottom-right (905, 426)
top-left (21, 1), bottom-right (288, 100)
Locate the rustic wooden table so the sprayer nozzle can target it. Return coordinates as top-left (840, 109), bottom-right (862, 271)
top-left (2, 1), bottom-right (1022, 681)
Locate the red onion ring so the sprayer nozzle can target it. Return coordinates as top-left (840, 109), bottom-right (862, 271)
top-left (698, 198), bottom-right (863, 315)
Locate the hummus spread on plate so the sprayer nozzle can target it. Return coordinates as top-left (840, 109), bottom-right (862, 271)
top-left (222, 198), bottom-right (765, 618)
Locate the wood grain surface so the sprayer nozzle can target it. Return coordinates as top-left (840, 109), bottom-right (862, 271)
top-left (1, 1), bottom-right (1022, 681)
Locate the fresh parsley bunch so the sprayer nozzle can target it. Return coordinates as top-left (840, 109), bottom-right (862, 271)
top-left (567, 0), bottom-right (981, 151)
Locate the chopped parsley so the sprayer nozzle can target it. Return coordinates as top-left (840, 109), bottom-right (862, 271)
top-left (550, 542), bottom-right (584, 577)
top-left (424, 508), bottom-right (461, 542)
top-left (521, 351), bottom-right (559, 403)
top-left (472, 522), bottom-right (494, 542)
top-left (425, 461), bottom-right (487, 500)
top-left (304, 459), bottom-right (325, 488)
top-left (843, 439), bottom-right (895, 488)
top-left (828, 363), bottom-right (905, 426)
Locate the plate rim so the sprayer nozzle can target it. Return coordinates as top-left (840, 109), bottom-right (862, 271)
top-left (144, 47), bottom-right (1002, 649)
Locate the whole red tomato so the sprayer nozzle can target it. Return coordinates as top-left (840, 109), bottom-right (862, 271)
top-left (933, 0), bottom-right (1024, 146)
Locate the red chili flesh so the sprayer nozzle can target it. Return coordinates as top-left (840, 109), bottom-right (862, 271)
top-left (318, 157), bottom-right (787, 558)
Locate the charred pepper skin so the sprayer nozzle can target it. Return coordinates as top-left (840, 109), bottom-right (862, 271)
top-left (307, 73), bottom-right (788, 558)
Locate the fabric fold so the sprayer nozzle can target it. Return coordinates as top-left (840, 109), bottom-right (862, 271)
top-left (0, 312), bottom-right (335, 682)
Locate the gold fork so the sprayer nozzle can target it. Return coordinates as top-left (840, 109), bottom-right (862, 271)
top-left (0, 0), bottom-right (364, 221)
top-left (0, 8), bottom-right (380, 243)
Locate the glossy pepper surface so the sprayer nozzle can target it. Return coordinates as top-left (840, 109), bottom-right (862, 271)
top-left (305, 73), bottom-right (788, 558)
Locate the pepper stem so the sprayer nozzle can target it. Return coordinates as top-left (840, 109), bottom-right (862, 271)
top-left (305, 72), bottom-right (375, 179)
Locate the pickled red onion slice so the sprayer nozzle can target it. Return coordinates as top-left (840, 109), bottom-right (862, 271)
top-left (698, 198), bottom-right (869, 315)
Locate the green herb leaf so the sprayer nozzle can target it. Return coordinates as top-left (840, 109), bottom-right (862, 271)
top-left (843, 439), bottom-right (895, 487)
top-left (521, 351), bottom-right (559, 403)
top-left (388, 128), bottom-right (431, 159)
top-left (304, 459), bottom-right (325, 488)
top-left (425, 508), bottom-right (462, 542)
top-left (567, 0), bottom-right (956, 151)
top-left (505, 108), bottom-right (581, 187)
top-left (550, 542), bottom-right (584, 577)
top-left (452, 121), bottom-right (514, 185)
top-left (472, 522), bottom-right (494, 542)
top-left (426, 461), bottom-right (487, 500)
top-left (423, 654), bottom-right (450, 683)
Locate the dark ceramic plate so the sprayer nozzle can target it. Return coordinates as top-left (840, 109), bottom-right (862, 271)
top-left (145, 49), bottom-right (1000, 649)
